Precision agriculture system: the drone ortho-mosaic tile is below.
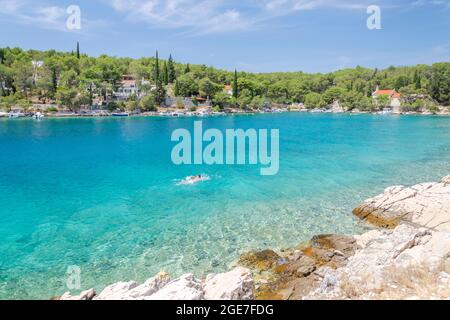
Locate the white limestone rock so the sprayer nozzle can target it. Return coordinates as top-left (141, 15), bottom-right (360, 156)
top-left (126, 272), bottom-right (171, 299)
top-left (145, 274), bottom-right (204, 300)
top-left (305, 224), bottom-right (450, 300)
top-left (442, 175), bottom-right (450, 185)
top-left (203, 267), bottom-right (254, 300)
top-left (95, 281), bottom-right (139, 300)
top-left (60, 288), bottom-right (96, 301)
top-left (353, 174), bottom-right (450, 231)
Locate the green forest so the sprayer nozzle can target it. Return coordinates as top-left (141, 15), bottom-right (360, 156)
top-left (0, 45), bottom-right (449, 112)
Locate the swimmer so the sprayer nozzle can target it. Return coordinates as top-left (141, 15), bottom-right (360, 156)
top-left (177, 174), bottom-right (211, 185)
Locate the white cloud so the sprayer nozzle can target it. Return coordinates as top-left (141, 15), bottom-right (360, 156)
top-left (0, 0), bottom-right (26, 13)
top-left (0, 1), bottom-right (71, 31)
top-left (263, 0), bottom-right (376, 13)
top-left (0, 0), bottom-right (108, 33)
top-left (105, 0), bottom-right (383, 35)
top-left (15, 6), bottom-right (68, 30)
top-left (412, 0), bottom-right (450, 7)
top-left (105, 0), bottom-right (255, 35)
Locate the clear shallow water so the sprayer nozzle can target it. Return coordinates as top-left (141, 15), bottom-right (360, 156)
top-left (1, 113), bottom-right (450, 299)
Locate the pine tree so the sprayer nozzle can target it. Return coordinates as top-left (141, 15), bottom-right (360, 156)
top-left (76, 42), bottom-right (80, 59)
top-left (185, 63), bottom-right (191, 74)
top-left (167, 54), bottom-right (176, 84)
top-left (233, 69), bottom-right (239, 99)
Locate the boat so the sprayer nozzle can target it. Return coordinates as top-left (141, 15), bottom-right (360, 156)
top-left (112, 112), bottom-right (129, 117)
top-left (33, 112), bottom-right (44, 119)
top-left (0, 111), bottom-right (8, 118)
top-left (8, 112), bottom-right (25, 118)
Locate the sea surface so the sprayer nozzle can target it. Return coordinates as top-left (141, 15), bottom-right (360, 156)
top-left (1, 113), bottom-right (450, 299)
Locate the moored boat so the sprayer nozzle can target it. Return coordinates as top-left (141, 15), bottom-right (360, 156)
top-left (112, 112), bottom-right (129, 117)
top-left (8, 112), bottom-right (25, 118)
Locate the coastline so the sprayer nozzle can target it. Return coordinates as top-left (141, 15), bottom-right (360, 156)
top-left (59, 174), bottom-right (450, 300)
top-left (2, 109), bottom-right (450, 120)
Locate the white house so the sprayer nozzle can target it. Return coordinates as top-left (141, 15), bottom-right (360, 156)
top-left (224, 85), bottom-right (233, 96)
top-left (114, 75), bottom-right (140, 100)
top-left (372, 87), bottom-right (402, 113)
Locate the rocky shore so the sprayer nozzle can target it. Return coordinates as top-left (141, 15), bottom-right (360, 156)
top-left (59, 174), bottom-right (450, 300)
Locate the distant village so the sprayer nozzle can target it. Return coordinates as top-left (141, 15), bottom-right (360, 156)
top-left (1, 46), bottom-right (449, 118)
top-left (2, 73), bottom-right (446, 119)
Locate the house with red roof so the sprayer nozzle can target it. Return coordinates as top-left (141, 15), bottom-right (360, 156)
top-left (372, 86), bottom-right (402, 113)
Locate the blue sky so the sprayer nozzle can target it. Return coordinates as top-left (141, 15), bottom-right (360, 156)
top-left (0, 0), bottom-right (449, 73)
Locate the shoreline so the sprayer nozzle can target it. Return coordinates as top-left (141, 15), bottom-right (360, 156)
top-left (2, 109), bottom-right (450, 120)
top-left (59, 174), bottom-right (450, 300)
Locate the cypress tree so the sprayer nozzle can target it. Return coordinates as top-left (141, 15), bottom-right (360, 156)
top-left (185, 63), bottom-right (191, 74)
top-left (163, 61), bottom-right (169, 86)
top-left (52, 69), bottom-right (58, 94)
top-left (154, 51), bottom-right (160, 83)
top-left (414, 70), bottom-right (421, 89)
top-left (174, 80), bottom-right (179, 97)
top-left (168, 54), bottom-right (176, 83)
top-left (0, 48), bottom-right (5, 64)
top-left (233, 69), bottom-right (239, 99)
top-left (154, 51), bottom-right (165, 106)
top-left (76, 42), bottom-right (80, 59)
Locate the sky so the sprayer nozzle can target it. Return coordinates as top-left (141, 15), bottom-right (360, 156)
top-left (0, 0), bottom-right (449, 73)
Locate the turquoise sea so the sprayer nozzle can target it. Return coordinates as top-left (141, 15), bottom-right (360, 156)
top-left (1, 113), bottom-right (450, 299)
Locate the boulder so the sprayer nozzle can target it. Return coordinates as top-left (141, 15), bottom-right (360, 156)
top-left (239, 234), bottom-right (359, 300)
top-left (442, 175), bottom-right (450, 185)
top-left (60, 288), bottom-right (96, 301)
top-left (204, 267), bottom-right (254, 300)
top-left (331, 101), bottom-right (344, 113)
top-left (238, 250), bottom-right (283, 272)
top-left (145, 274), bottom-right (204, 300)
top-left (305, 224), bottom-right (450, 300)
top-left (353, 175), bottom-right (450, 231)
top-left (126, 272), bottom-right (170, 299)
top-left (95, 281), bottom-right (139, 300)
top-left (281, 255), bottom-right (317, 277)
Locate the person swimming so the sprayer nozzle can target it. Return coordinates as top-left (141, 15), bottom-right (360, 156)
top-left (178, 174), bottom-right (210, 185)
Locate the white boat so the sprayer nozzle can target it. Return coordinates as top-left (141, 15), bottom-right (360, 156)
top-left (8, 112), bottom-right (25, 118)
top-left (33, 112), bottom-right (44, 119)
top-left (0, 111), bottom-right (8, 118)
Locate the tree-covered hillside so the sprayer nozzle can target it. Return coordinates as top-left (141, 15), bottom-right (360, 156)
top-left (0, 46), bottom-right (449, 112)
